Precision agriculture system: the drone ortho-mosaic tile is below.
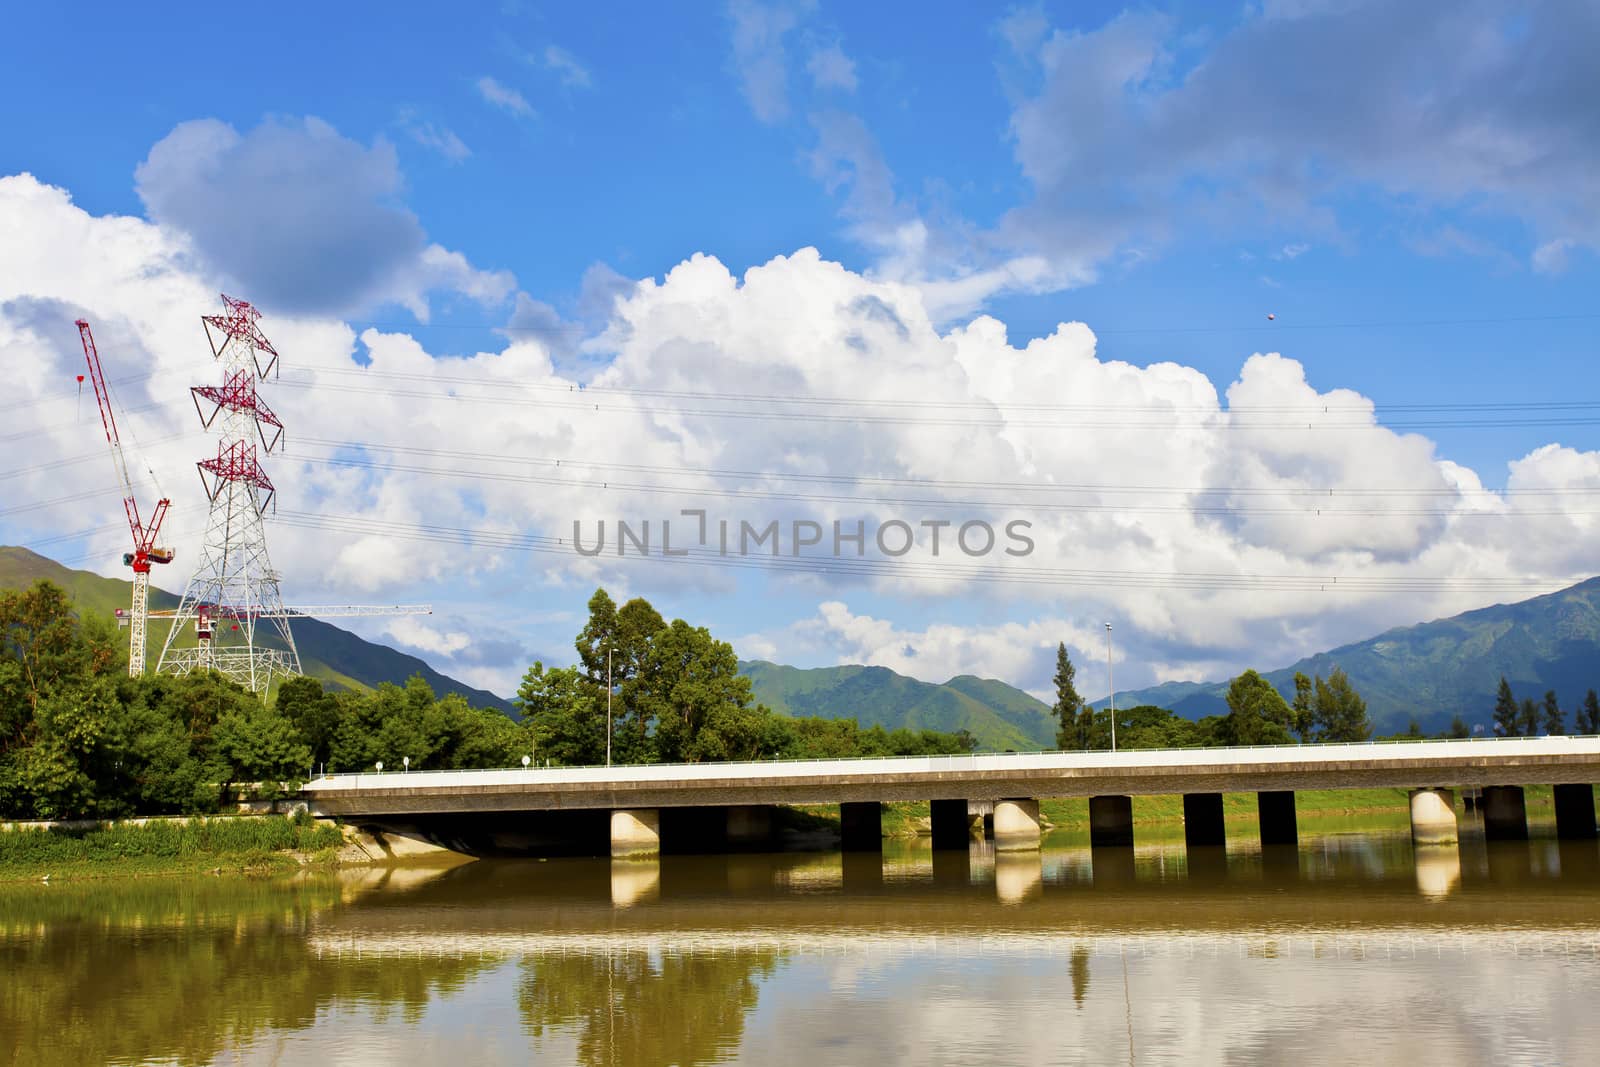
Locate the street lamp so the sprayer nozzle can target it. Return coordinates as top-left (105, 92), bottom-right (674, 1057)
top-left (1105, 623), bottom-right (1116, 753)
top-left (606, 645), bottom-right (613, 768)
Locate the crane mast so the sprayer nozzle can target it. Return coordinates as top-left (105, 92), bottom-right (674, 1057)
top-left (76, 319), bottom-right (173, 677)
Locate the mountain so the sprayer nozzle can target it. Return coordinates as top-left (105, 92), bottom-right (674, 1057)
top-left (0, 546), bottom-right (514, 714)
top-left (739, 659), bottom-right (1057, 750)
top-left (1105, 577), bottom-right (1600, 733)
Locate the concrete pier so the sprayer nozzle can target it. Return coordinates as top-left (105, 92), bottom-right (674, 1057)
top-left (840, 801), bottom-right (883, 852)
top-left (1482, 785), bottom-right (1529, 841)
top-left (930, 798), bottom-right (971, 850)
top-left (1183, 792), bottom-right (1227, 849)
top-left (1088, 795), bottom-right (1134, 848)
top-left (1257, 791), bottom-right (1298, 846)
top-left (993, 798), bottom-right (1043, 852)
top-left (610, 808), bottom-right (661, 858)
top-left (1408, 788), bottom-right (1458, 846)
top-left (1553, 784), bottom-right (1597, 840)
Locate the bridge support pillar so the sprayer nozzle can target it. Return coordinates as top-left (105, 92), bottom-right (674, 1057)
top-left (610, 809), bottom-right (661, 858)
top-left (1482, 785), bottom-right (1528, 841)
top-left (1554, 784), bottom-right (1598, 840)
top-left (726, 805), bottom-right (774, 849)
top-left (1409, 788), bottom-right (1458, 847)
top-left (1089, 795), bottom-right (1134, 848)
top-left (1257, 791), bottom-right (1298, 847)
top-left (841, 802), bottom-right (883, 852)
top-left (1183, 793), bottom-right (1227, 849)
top-left (930, 798), bottom-right (971, 849)
top-left (993, 798), bottom-right (1042, 852)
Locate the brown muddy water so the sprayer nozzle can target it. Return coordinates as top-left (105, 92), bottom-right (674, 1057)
top-left (3, 825), bottom-right (1599, 1066)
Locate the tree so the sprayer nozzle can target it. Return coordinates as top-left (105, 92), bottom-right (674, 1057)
top-left (1313, 669), bottom-right (1372, 743)
top-left (1583, 690), bottom-right (1600, 735)
top-left (1518, 697), bottom-right (1540, 737)
top-left (1290, 672), bottom-right (1315, 742)
top-left (1543, 690), bottom-right (1565, 736)
top-left (1493, 677), bottom-right (1519, 737)
top-left (1217, 670), bottom-right (1295, 747)
top-left (275, 675), bottom-right (341, 769)
top-left (575, 588), bottom-right (666, 762)
top-left (1050, 643), bottom-right (1085, 749)
top-left (643, 620), bottom-right (760, 763)
top-left (1447, 714), bottom-right (1471, 739)
top-left (515, 661), bottom-right (603, 767)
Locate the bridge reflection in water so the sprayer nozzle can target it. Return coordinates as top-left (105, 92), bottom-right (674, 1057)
top-left (9, 828), bottom-right (1600, 1067)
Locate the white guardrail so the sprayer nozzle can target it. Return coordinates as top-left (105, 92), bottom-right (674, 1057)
top-left (303, 735), bottom-right (1600, 792)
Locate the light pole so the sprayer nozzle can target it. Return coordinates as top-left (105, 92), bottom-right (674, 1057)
top-left (1105, 623), bottom-right (1116, 753)
top-left (606, 645), bottom-right (613, 768)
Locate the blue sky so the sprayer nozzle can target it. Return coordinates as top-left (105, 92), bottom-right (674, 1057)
top-left (2, 1), bottom-right (1597, 700)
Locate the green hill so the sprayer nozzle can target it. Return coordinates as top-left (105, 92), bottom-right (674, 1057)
top-left (738, 659), bottom-right (1057, 750)
top-left (0, 546), bottom-right (513, 714)
top-left (1106, 577), bottom-right (1600, 734)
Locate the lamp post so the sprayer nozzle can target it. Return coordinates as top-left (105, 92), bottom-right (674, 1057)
top-left (606, 645), bottom-right (613, 768)
top-left (1105, 623), bottom-right (1116, 753)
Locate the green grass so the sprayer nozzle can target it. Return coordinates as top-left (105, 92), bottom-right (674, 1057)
top-left (0, 813), bottom-right (344, 882)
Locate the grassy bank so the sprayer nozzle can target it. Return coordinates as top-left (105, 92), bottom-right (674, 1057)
top-left (801, 786), bottom-right (1581, 840)
top-left (0, 813), bottom-right (344, 882)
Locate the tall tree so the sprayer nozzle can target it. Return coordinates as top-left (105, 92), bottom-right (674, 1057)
top-left (1290, 672), bottom-right (1315, 742)
top-left (1543, 690), bottom-right (1566, 736)
top-left (1492, 677), bottom-right (1520, 737)
top-left (644, 620), bottom-right (761, 763)
top-left (1313, 668), bottom-right (1372, 743)
top-left (1050, 643), bottom-right (1085, 750)
top-left (1218, 670), bottom-right (1295, 746)
top-left (515, 661), bottom-right (603, 767)
top-left (1582, 689), bottom-right (1600, 735)
top-left (1447, 714), bottom-right (1471, 739)
top-left (1518, 697), bottom-right (1541, 737)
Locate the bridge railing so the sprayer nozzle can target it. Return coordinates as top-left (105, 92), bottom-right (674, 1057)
top-left (302, 733), bottom-right (1600, 787)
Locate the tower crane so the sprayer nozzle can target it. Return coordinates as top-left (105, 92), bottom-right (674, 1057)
top-left (75, 319), bottom-right (174, 677)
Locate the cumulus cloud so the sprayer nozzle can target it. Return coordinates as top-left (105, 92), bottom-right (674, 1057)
top-left (134, 117), bottom-right (512, 318)
top-left (5, 173), bottom-right (1596, 696)
top-left (1000, 0), bottom-right (1600, 286)
top-left (477, 76), bottom-right (535, 118)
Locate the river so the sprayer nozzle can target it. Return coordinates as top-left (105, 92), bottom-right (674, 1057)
top-left (4, 825), bottom-right (1599, 1065)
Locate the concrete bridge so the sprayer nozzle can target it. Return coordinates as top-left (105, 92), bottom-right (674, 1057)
top-left (302, 736), bottom-right (1600, 858)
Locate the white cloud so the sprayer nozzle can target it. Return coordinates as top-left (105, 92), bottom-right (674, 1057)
top-left (726, 0), bottom-right (814, 123)
top-left (1000, 1), bottom-right (1600, 291)
top-left (4, 175), bottom-right (1595, 696)
top-left (476, 76), bottom-right (535, 118)
top-left (543, 45), bottom-right (592, 89)
top-left (134, 117), bottom-right (509, 319)
top-left (1532, 238), bottom-right (1576, 275)
top-left (806, 44), bottom-right (857, 93)
top-left (386, 617), bottom-right (472, 657)
top-left (399, 115), bottom-right (470, 162)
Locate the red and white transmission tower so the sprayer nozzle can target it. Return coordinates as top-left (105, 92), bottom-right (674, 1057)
top-left (75, 319), bottom-right (174, 677)
top-left (155, 295), bottom-right (299, 693)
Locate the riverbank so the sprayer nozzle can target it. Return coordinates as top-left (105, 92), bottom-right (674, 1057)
top-left (0, 813), bottom-right (345, 882)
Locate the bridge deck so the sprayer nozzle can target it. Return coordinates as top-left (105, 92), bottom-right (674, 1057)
top-left (304, 737), bottom-right (1600, 817)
